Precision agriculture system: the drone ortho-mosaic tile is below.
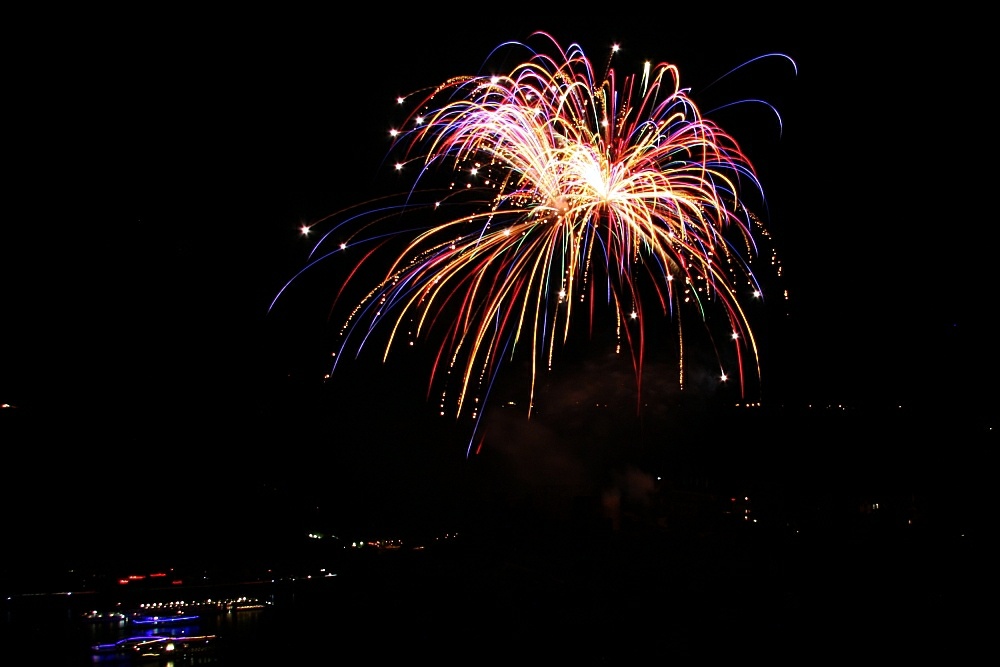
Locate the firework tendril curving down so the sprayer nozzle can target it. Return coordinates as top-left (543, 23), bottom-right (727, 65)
top-left (273, 33), bottom-right (795, 454)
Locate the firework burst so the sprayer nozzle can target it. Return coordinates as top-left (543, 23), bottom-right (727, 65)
top-left (274, 33), bottom-right (794, 451)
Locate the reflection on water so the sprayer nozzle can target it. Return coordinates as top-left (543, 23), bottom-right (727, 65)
top-left (3, 585), bottom-right (294, 665)
top-left (86, 606), bottom-right (271, 664)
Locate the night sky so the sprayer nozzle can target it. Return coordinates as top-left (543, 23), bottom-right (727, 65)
top-left (2, 9), bottom-right (992, 564)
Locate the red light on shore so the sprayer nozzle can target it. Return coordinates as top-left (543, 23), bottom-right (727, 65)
top-left (172, 580), bottom-right (183, 585)
top-left (128, 575), bottom-right (145, 580)
top-left (149, 573), bottom-right (166, 577)
top-left (118, 579), bottom-right (129, 585)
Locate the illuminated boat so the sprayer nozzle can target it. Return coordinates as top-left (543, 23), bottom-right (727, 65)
top-left (91, 636), bottom-right (170, 655)
top-left (130, 613), bottom-right (199, 626)
top-left (92, 635), bottom-right (218, 660)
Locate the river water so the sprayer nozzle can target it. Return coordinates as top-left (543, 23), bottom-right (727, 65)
top-left (3, 529), bottom-right (985, 664)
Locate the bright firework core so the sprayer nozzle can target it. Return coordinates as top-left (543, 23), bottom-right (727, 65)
top-left (275, 33), bottom-right (792, 448)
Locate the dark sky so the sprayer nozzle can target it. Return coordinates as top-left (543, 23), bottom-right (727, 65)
top-left (2, 10), bottom-right (993, 550)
